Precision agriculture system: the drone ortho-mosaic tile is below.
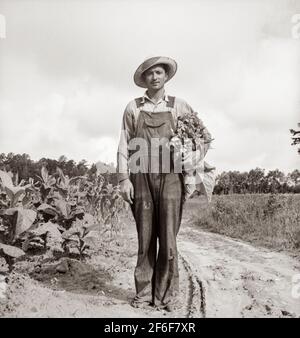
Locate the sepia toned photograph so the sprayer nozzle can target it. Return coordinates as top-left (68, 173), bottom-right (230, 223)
top-left (0, 0), bottom-right (299, 321)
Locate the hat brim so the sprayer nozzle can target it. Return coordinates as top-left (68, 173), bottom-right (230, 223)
top-left (134, 56), bottom-right (177, 88)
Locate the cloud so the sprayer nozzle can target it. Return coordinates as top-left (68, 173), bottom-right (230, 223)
top-left (0, 0), bottom-right (299, 173)
top-left (62, 81), bottom-right (130, 138)
top-left (224, 38), bottom-right (300, 130)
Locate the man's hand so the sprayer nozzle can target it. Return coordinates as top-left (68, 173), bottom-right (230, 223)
top-left (119, 179), bottom-right (134, 204)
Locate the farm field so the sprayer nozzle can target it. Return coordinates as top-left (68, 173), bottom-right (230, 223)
top-left (1, 188), bottom-right (299, 318)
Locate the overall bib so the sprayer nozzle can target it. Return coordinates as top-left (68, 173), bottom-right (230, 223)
top-left (130, 96), bottom-right (184, 306)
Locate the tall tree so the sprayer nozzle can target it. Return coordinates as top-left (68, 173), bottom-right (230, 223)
top-left (266, 169), bottom-right (285, 193)
top-left (289, 169), bottom-right (300, 185)
top-left (290, 123), bottom-right (300, 155)
top-left (248, 168), bottom-right (265, 193)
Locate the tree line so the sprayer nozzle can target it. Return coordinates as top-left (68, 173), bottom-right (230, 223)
top-left (213, 168), bottom-right (300, 194)
top-left (0, 152), bottom-right (299, 194)
top-left (212, 123), bottom-right (300, 195)
top-left (0, 153), bottom-right (118, 185)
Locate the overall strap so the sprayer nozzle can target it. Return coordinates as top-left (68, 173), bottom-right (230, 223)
top-left (166, 96), bottom-right (175, 108)
top-left (135, 97), bottom-right (144, 108)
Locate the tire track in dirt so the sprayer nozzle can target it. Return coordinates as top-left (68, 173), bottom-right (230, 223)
top-left (179, 253), bottom-right (206, 318)
top-left (178, 225), bottom-right (300, 318)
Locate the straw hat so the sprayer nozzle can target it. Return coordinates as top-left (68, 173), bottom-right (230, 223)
top-left (133, 56), bottom-right (177, 88)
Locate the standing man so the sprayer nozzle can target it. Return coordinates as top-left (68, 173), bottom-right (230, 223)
top-left (117, 56), bottom-right (212, 312)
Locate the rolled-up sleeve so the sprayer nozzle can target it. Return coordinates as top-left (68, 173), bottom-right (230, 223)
top-left (116, 101), bottom-right (135, 183)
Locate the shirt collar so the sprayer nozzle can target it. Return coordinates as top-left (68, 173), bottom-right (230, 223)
top-left (141, 91), bottom-right (169, 104)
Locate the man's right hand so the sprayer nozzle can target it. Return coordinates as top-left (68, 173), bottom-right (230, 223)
top-left (119, 179), bottom-right (134, 204)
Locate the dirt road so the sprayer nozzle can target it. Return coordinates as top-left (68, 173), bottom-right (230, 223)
top-left (1, 211), bottom-right (299, 318)
top-left (179, 226), bottom-right (300, 318)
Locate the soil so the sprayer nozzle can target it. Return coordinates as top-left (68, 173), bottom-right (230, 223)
top-left (0, 202), bottom-right (299, 318)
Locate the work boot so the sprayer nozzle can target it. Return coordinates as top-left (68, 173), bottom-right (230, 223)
top-left (130, 296), bottom-right (152, 309)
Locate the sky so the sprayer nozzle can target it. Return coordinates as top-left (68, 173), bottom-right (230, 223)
top-left (0, 0), bottom-right (299, 174)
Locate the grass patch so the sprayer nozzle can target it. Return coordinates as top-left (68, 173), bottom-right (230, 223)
top-left (188, 194), bottom-right (300, 253)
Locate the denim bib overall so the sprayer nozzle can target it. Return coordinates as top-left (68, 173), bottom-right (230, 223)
top-left (130, 96), bottom-right (184, 306)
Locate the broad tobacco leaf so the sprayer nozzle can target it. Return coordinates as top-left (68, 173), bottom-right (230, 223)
top-left (56, 167), bottom-right (67, 187)
top-left (40, 166), bottom-right (56, 187)
top-left (0, 170), bottom-right (14, 189)
top-left (62, 224), bottom-right (82, 239)
top-left (14, 208), bottom-right (37, 239)
top-left (0, 170), bottom-right (32, 207)
top-left (30, 221), bottom-right (59, 236)
top-left (45, 224), bottom-right (63, 254)
top-left (83, 213), bottom-right (95, 226)
top-left (37, 203), bottom-right (58, 216)
top-left (83, 223), bottom-right (100, 232)
top-left (82, 231), bottom-right (98, 249)
top-left (22, 237), bottom-right (45, 251)
top-left (0, 243), bottom-right (25, 258)
top-left (54, 199), bottom-right (69, 218)
top-left (27, 221), bottom-right (63, 254)
top-left (0, 207), bottom-right (37, 240)
top-left (41, 166), bottom-right (49, 184)
top-left (5, 187), bottom-right (25, 207)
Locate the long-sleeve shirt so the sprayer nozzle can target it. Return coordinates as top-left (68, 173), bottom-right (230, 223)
top-left (117, 91), bottom-right (212, 183)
